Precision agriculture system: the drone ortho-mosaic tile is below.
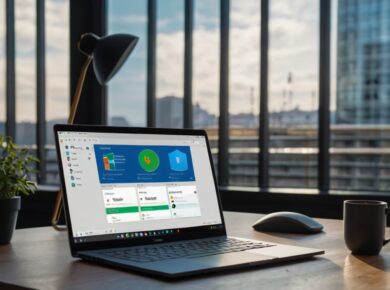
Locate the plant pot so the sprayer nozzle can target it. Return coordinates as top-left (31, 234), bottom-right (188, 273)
top-left (0, 196), bottom-right (21, 244)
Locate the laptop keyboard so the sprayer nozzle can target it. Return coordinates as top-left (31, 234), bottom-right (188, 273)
top-left (100, 238), bottom-right (275, 263)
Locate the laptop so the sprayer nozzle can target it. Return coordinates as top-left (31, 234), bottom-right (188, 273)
top-left (54, 124), bottom-right (324, 279)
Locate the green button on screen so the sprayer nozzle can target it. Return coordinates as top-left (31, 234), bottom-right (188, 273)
top-left (140, 205), bottom-right (169, 211)
top-left (106, 206), bottom-right (139, 214)
top-left (138, 149), bottom-right (160, 172)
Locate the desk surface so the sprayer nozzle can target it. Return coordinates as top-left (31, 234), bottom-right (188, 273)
top-left (1, 211), bottom-right (390, 290)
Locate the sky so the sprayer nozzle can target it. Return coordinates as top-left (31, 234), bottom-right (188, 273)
top-left (0, 0), bottom-right (339, 125)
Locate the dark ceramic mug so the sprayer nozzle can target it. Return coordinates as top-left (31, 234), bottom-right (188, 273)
top-left (344, 200), bottom-right (390, 255)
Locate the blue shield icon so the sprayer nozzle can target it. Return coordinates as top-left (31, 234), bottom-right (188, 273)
top-left (169, 150), bottom-right (188, 172)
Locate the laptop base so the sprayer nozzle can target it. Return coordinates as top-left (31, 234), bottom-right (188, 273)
top-left (79, 236), bottom-right (324, 279)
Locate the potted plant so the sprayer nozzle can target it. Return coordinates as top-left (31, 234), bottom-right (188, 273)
top-left (0, 135), bottom-right (38, 244)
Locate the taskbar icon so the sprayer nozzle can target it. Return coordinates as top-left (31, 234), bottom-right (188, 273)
top-left (115, 229), bottom-right (178, 240)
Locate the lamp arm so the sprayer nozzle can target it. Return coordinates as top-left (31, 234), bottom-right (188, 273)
top-left (51, 56), bottom-right (92, 231)
top-left (68, 56), bottom-right (93, 124)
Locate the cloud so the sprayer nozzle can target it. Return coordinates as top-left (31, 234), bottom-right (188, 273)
top-left (46, 50), bottom-right (69, 120)
top-left (231, 0), bottom-right (260, 29)
top-left (193, 27), bottom-right (220, 115)
top-left (229, 5), bottom-right (260, 115)
top-left (14, 0), bottom-right (37, 120)
top-left (45, 0), bottom-right (70, 52)
top-left (268, 0), bottom-right (319, 111)
top-left (16, 57), bottom-right (36, 121)
top-left (109, 14), bottom-right (147, 26)
top-left (3, 0), bottom-right (70, 122)
top-left (15, 2), bottom-right (36, 54)
top-left (45, 0), bottom-right (69, 121)
top-left (193, 0), bottom-right (219, 29)
top-left (156, 31), bottom-right (184, 98)
top-left (194, 12), bottom-right (219, 30)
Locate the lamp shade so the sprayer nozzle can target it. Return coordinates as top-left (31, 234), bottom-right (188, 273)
top-left (78, 33), bottom-right (139, 85)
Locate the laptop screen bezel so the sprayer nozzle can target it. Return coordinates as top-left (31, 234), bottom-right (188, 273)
top-left (54, 124), bottom-right (227, 255)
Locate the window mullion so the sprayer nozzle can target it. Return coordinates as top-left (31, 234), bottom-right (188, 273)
top-left (6, 0), bottom-right (16, 140)
top-left (318, 0), bottom-right (331, 192)
top-left (218, 0), bottom-right (230, 186)
top-left (184, 0), bottom-right (194, 129)
top-left (147, 0), bottom-right (157, 127)
top-left (36, 0), bottom-right (46, 183)
top-left (259, 0), bottom-right (269, 189)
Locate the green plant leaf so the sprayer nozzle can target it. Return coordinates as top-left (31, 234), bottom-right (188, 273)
top-left (0, 135), bottom-right (39, 199)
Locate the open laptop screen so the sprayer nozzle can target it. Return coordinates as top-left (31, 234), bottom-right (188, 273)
top-left (57, 130), bottom-right (223, 244)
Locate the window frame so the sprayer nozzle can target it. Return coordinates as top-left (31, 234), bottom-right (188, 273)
top-left (5, 0), bottom-right (389, 199)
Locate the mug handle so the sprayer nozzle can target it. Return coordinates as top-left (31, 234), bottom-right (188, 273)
top-left (384, 208), bottom-right (390, 246)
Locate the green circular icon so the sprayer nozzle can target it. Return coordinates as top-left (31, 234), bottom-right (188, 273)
top-left (138, 149), bottom-right (160, 172)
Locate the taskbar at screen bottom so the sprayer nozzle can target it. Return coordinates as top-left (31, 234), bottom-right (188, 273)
top-left (73, 224), bottom-right (224, 244)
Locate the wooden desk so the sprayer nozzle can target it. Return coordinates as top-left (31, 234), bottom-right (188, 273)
top-left (1, 212), bottom-right (390, 290)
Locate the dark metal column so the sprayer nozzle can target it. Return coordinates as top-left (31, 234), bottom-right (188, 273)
top-left (318, 0), bottom-right (331, 192)
top-left (70, 0), bottom-right (107, 125)
top-left (36, 0), bottom-right (46, 183)
top-left (258, 0), bottom-right (270, 188)
top-left (184, 0), bottom-right (194, 128)
top-left (218, 0), bottom-right (230, 186)
top-left (6, 0), bottom-right (16, 139)
top-left (147, 0), bottom-right (157, 127)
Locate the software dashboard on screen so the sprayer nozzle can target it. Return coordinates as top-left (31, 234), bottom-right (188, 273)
top-left (58, 131), bottom-right (222, 242)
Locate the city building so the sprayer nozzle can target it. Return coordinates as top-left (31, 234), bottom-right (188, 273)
top-left (336, 0), bottom-right (390, 124)
top-left (156, 96), bottom-right (184, 128)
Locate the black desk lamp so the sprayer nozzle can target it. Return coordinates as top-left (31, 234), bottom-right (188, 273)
top-left (52, 33), bottom-right (139, 230)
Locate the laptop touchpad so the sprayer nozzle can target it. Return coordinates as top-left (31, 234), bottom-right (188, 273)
top-left (188, 252), bottom-right (275, 267)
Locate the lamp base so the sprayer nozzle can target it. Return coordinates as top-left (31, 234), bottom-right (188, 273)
top-left (51, 189), bottom-right (67, 231)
